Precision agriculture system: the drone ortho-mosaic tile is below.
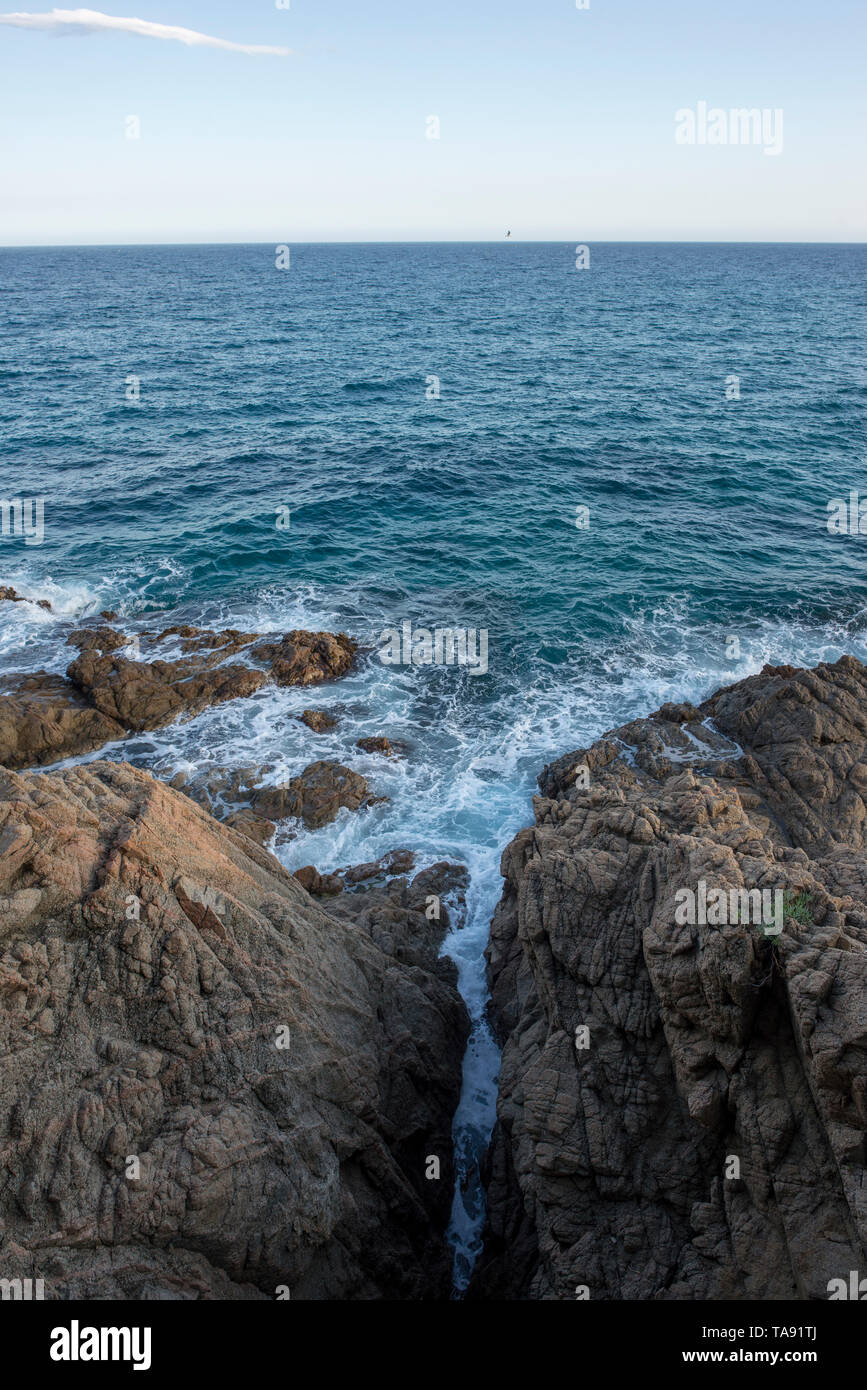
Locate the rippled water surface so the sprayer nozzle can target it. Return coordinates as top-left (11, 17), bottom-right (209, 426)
top-left (2, 242), bottom-right (866, 1286)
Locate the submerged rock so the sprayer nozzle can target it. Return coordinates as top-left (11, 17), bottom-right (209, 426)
top-left (299, 709), bottom-right (338, 733)
top-left (473, 656), bottom-right (867, 1301)
top-left (0, 586), bottom-right (52, 610)
top-left (173, 764), bottom-right (267, 817)
top-left (341, 849), bottom-right (416, 885)
top-left (252, 761), bottom-right (373, 830)
top-left (356, 736), bottom-right (396, 757)
top-left (0, 624), bottom-right (358, 770)
top-left (0, 761), bottom-right (468, 1299)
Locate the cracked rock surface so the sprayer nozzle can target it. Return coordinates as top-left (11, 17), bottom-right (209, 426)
top-left (0, 625), bottom-right (357, 770)
top-left (472, 657), bottom-right (867, 1301)
top-left (0, 761), bottom-right (468, 1299)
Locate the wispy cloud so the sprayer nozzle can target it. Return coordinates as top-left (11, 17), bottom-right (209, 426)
top-left (0, 8), bottom-right (290, 55)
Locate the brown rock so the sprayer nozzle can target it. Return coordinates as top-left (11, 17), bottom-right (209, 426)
top-left (474, 656), bottom-right (867, 1302)
top-left (408, 862), bottom-right (469, 919)
top-left (0, 623), bottom-right (359, 770)
top-left (252, 762), bottom-right (372, 830)
top-left (299, 709), bottom-right (338, 732)
top-left (0, 586), bottom-right (51, 611)
top-left (223, 810), bottom-right (276, 847)
top-left (341, 849), bottom-right (417, 885)
top-left (0, 761), bottom-right (468, 1299)
top-left (0, 671), bottom-right (126, 769)
top-left (251, 631), bottom-right (357, 686)
top-left (324, 863), bottom-right (469, 954)
top-left (66, 625), bottom-right (128, 654)
top-left (177, 765), bottom-right (267, 817)
top-left (292, 865), bottom-right (344, 896)
top-left (356, 736), bottom-right (395, 757)
top-left (67, 651), bottom-right (267, 730)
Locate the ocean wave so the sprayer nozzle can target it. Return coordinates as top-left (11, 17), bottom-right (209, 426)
top-left (19, 576), bottom-right (867, 1288)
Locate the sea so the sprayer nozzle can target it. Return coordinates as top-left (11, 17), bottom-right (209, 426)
top-left (1, 241), bottom-right (866, 1290)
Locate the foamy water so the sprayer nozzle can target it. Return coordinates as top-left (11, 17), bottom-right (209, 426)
top-left (3, 241), bottom-right (866, 1296)
top-left (6, 568), bottom-right (867, 1290)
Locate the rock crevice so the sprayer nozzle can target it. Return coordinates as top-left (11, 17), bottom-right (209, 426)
top-left (472, 657), bottom-right (867, 1300)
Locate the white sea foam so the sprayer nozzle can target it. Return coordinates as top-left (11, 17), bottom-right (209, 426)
top-left (0, 556), bottom-right (195, 671)
top-left (16, 580), bottom-right (867, 1292)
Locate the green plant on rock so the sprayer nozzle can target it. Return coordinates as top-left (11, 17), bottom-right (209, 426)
top-left (783, 889), bottom-right (814, 925)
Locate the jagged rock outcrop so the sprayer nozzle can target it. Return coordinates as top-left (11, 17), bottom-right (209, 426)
top-left (292, 865), bottom-right (345, 897)
top-left (473, 656), bottom-right (867, 1301)
top-left (0, 762), bottom-right (468, 1299)
top-left (0, 587), bottom-right (52, 611)
top-left (251, 762), bottom-right (377, 831)
top-left (0, 625), bottom-right (357, 770)
top-left (172, 760), bottom-right (384, 848)
top-left (292, 850), bottom-right (419, 898)
top-left (341, 849), bottom-right (417, 886)
top-left (0, 671), bottom-right (127, 772)
top-left (357, 737), bottom-right (397, 758)
top-left (299, 709), bottom-right (338, 733)
top-left (290, 853), bottom-right (470, 913)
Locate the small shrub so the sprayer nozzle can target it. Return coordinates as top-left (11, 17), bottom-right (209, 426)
top-left (783, 889), bottom-right (814, 925)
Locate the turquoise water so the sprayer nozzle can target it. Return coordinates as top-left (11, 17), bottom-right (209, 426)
top-left (2, 241), bottom-right (867, 1287)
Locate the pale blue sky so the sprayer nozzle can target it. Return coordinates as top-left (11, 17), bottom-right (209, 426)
top-left (0, 0), bottom-right (863, 243)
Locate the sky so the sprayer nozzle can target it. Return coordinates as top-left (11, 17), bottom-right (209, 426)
top-left (0, 0), bottom-right (864, 244)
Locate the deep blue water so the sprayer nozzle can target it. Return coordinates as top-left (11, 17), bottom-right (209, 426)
top-left (2, 241), bottom-right (867, 1288)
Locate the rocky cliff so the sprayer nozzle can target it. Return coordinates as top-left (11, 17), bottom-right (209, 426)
top-left (473, 657), bottom-right (867, 1300)
top-left (4, 625), bottom-right (865, 1303)
top-left (0, 761), bottom-right (468, 1299)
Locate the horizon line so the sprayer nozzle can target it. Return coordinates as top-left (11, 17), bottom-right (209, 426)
top-left (1, 237), bottom-right (865, 250)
